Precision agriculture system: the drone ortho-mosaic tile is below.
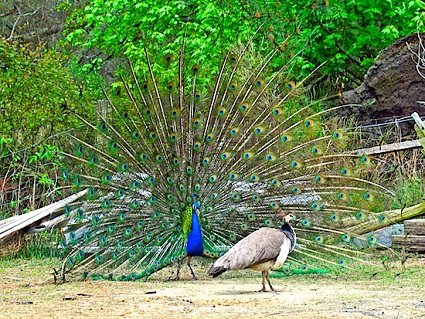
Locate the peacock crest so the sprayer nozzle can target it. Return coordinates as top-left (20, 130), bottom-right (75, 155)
top-left (59, 36), bottom-right (396, 281)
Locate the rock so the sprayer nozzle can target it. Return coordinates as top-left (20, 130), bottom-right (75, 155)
top-left (341, 33), bottom-right (425, 134)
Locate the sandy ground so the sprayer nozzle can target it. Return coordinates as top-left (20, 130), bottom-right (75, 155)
top-left (0, 259), bottom-right (424, 319)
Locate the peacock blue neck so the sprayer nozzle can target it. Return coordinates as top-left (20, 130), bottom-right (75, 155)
top-left (186, 209), bottom-right (204, 256)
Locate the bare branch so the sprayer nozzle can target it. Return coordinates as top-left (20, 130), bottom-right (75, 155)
top-left (7, 6), bottom-right (40, 41)
top-left (407, 32), bottom-right (425, 79)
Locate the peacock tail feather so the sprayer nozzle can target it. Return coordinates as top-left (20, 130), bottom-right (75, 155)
top-left (59, 36), bottom-right (396, 281)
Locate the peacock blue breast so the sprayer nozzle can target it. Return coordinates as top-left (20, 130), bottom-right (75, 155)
top-left (186, 211), bottom-right (204, 256)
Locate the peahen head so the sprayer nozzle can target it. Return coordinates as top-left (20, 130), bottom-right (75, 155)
top-left (275, 208), bottom-right (296, 224)
top-left (283, 212), bottom-right (295, 224)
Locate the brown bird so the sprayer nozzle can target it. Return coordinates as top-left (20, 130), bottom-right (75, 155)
top-left (207, 212), bottom-right (296, 292)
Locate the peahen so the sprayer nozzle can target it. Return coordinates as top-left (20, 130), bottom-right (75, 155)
top-left (59, 36), bottom-right (396, 282)
top-left (208, 210), bottom-right (296, 292)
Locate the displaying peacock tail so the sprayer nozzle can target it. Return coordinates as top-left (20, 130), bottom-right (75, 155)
top-left (59, 36), bottom-right (396, 281)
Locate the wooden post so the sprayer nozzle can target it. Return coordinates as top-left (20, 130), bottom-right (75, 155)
top-left (392, 219), bottom-right (425, 252)
top-left (412, 112), bottom-right (425, 150)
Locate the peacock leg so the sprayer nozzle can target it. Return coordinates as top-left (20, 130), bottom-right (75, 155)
top-left (168, 261), bottom-right (181, 281)
top-left (187, 256), bottom-right (198, 280)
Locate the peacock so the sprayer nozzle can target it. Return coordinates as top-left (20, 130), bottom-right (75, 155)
top-left (174, 195), bottom-right (203, 280)
top-left (58, 35), bottom-right (397, 282)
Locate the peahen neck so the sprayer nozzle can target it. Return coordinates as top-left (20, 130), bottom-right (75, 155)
top-left (186, 209), bottom-right (204, 256)
top-left (280, 221), bottom-right (296, 252)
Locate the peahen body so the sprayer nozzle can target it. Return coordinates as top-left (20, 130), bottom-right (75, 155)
top-left (208, 211), bottom-right (296, 291)
top-left (59, 36), bottom-right (396, 282)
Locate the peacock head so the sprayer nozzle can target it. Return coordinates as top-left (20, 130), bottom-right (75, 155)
top-left (191, 194), bottom-right (200, 212)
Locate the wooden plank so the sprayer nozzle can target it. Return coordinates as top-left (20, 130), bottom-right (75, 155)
top-left (404, 219), bottom-right (425, 236)
top-left (392, 235), bottom-right (425, 252)
top-left (352, 112), bottom-right (425, 156)
top-left (351, 140), bottom-right (422, 156)
top-left (0, 189), bottom-right (87, 241)
top-left (0, 215), bottom-right (21, 226)
top-left (346, 202), bottom-right (425, 236)
top-left (26, 214), bottom-right (69, 234)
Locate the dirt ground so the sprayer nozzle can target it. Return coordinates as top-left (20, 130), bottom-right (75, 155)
top-left (0, 259), bottom-right (424, 319)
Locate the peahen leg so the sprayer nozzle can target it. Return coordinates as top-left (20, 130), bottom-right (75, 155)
top-left (187, 256), bottom-right (198, 280)
top-left (259, 271), bottom-right (267, 292)
top-left (265, 271), bottom-right (275, 292)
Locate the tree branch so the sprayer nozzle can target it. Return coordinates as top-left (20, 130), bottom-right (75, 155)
top-left (7, 6), bottom-right (40, 41)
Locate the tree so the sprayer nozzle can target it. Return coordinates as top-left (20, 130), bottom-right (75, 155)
top-left (62, 0), bottom-right (425, 87)
top-left (0, 39), bottom-right (102, 214)
top-left (0, 39), bottom-right (100, 147)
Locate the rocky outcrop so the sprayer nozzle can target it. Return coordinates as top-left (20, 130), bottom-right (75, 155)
top-left (341, 33), bottom-right (425, 130)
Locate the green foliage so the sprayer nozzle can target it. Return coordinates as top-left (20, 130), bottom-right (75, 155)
top-left (0, 38), bottom-right (100, 148)
top-left (287, 0), bottom-right (425, 85)
top-left (63, 1), bottom-right (252, 58)
top-left (0, 136), bottom-right (13, 156)
top-left (392, 176), bottom-right (425, 209)
top-left (0, 142), bottom-right (65, 216)
top-left (0, 37), bottom-right (104, 214)
top-left (62, 0), bottom-right (263, 83)
top-left (62, 0), bottom-right (425, 88)
top-left (28, 144), bottom-right (60, 164)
